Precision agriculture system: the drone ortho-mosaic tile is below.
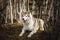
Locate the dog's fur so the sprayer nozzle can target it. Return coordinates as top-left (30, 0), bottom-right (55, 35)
top-left (19, 11), bottom-right (44, 37)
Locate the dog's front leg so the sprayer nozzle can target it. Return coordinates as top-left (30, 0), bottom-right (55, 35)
top-left (27, 30), bottom-right (37, 37)
top-left (19, 27), bottom-right (25, 36)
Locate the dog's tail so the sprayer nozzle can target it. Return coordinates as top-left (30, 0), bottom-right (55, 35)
top-left (39, 19), bottom-right (44, 31)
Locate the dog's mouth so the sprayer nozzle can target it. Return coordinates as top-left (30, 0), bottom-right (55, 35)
top-left (23, 20), bottom-right (26, 23)
top-left (23, 19), bottom-right (27, 23)
top-left (23, 19), bottom-right (29, 24)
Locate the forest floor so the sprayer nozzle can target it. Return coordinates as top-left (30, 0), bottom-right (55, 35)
top-left (0, 23), bottom-right (59, 40)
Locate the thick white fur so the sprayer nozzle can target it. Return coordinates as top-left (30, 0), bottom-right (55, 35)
top-left (19, 12), bottom-right (44, 37)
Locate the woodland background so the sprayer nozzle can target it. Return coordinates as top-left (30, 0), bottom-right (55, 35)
top-left (0, 0), bottom-right (60, 40)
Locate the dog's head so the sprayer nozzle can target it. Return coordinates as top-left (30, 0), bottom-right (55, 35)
top-left (22, 11), bottom-right (33, 22)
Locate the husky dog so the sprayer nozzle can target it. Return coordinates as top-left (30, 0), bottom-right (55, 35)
top-left (19, 11), bottom-right (44, 37)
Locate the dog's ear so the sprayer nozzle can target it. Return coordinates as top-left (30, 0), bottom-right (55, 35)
top-left (30, 13), bottom-right (33, 18)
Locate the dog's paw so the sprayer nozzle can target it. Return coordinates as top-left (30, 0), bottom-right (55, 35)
top-left (27, 35), bottom-right (31, 38)
top-left (19, 34), bottom-right (22, 37)
top-left (40, 28), bottom-right (44, 31)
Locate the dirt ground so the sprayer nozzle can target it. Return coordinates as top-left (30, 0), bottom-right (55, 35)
top-left (0, 23), bottom-right (59, 40)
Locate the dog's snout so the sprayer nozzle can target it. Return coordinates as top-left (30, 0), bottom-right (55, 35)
top-left (23, 18), bottom-right (24, 20)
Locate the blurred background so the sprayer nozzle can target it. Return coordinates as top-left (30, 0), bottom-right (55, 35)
top-left (0, 0), bottom-right (60, 40)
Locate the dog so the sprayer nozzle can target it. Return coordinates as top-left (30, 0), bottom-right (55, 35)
top-left (19, 11), bottom-right (44, 37)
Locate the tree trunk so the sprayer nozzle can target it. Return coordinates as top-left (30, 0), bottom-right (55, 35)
top-left (9, 0), bottom-right (13, 24)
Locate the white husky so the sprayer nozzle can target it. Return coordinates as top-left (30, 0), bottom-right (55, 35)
top-left (19, 11), bottom-right (44, 37)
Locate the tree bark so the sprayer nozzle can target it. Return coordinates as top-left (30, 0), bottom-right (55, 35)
top-left (9, 0), bottom-right (13, 24)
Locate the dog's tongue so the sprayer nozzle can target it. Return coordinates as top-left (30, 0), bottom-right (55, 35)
top-left (23, 20), bottom-right (26, 23)
top-left (23, 20), bottom-right (28, 24)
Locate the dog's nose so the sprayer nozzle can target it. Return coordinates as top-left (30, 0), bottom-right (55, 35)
top-left (23, 18), bottom-right (26, 22)
top-left (23, 18), bottom-right (24, 20)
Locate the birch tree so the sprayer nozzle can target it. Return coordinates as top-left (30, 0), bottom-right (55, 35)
top-left (9, 0), bottom-right (13, 24)
top-left (23, 0), bottom-right (27, 12)
top-left (16, 0), bottom-right (23, 23)
top-left (5, 6), bottom-right (8, 23)
top-left (32, 0), bottom-right (36, 15)
top-left (14, 0), bottom-right (16, 19)
top-left (47, 0), bottom-right (53, 21)
top-left (27, 0), bottom-right (30, 11)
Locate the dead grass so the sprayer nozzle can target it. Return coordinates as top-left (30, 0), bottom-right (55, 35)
top-left (0, 23), bottom-right (58, 40)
